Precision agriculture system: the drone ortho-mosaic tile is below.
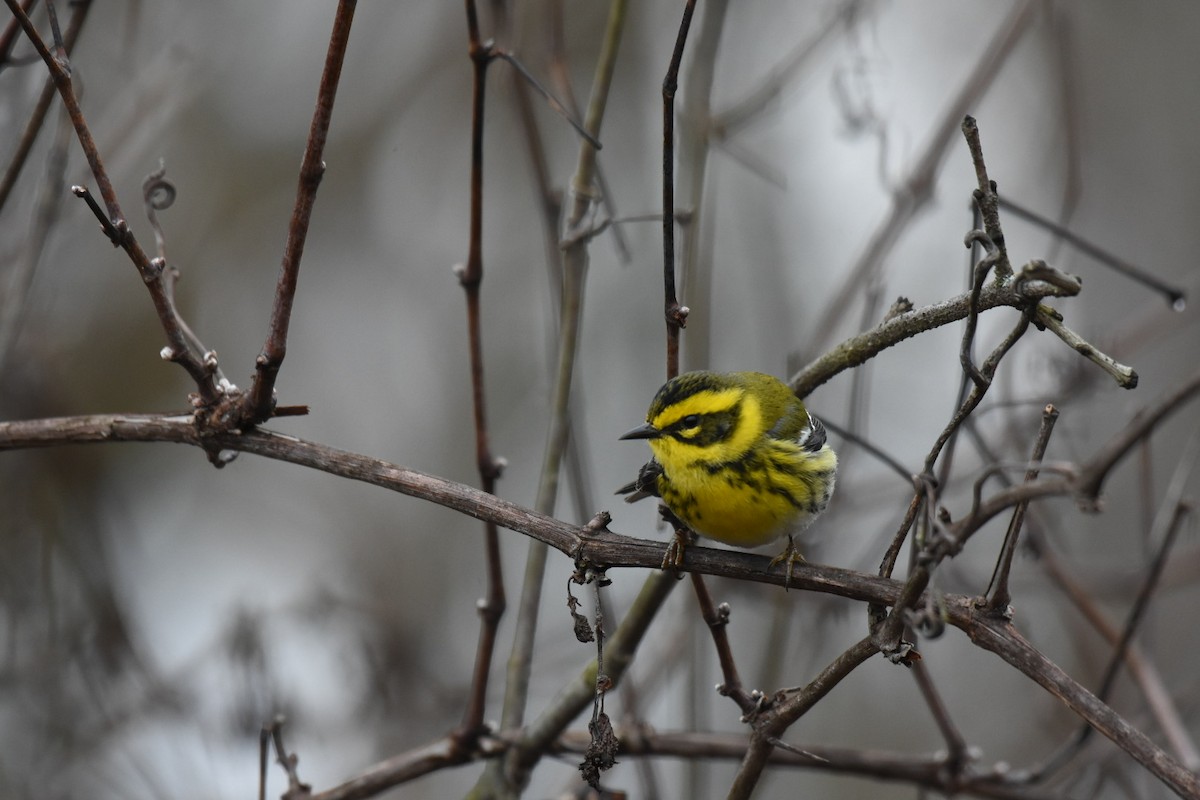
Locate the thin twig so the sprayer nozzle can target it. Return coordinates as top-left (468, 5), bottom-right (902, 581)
top-left (1001, 195), bottom-right (1185, 308)
top-left (242, 0), bottom-right (358, 423)
top-left (42, 0), bottom-right (64, 58)
top-left (674, 0), bottom-right (729, 373)
top-left (660, 0), bottom-right (698, 377)
top-left (729, 637), bottom-right (880, 799)
top-left (981, 404), bottom-right (1059, 614)
top-left (492, 50), bottom-right (600, 150)
top-left (874, 247), bottom-right (1039, 654)
top-left (453, 0), bottom-right (506, 754)
top-left (0, 0), bottom-right (89, 215)
top-left (1032, 304), bottom-right (1139, 389)
top-left (689, 571), bottom-right (757, 714)
top-left (961, 115), bottom-right (1012, 280)
top-left (822, 418), bottom-right (911, 483)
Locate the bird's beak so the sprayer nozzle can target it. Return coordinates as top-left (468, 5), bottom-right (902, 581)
top-left (619, 422), bottom-right (660, 440)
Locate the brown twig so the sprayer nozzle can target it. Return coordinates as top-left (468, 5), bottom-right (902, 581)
top-left (789, 262), bottom-right (1082, 399)
top-left (981, 404), bottom-right (1059, 614)
top-left (556, 728), bottom-right (1066, 800)
top-left (660, 0), bottom-right (698, 377)
top-left (1000, 195), bottom-right (1185, 308)
top-left (452, 0), bottom-right (507, 754)
top-left (872, 303), bottom-right (1035, 652)
top-left (491, 49), bottom-right (600, 151)
top-left (729, 637), bottom-right (880, 799)
top-left (961, 115), bottom-right (1012, 280)
top-left (688, 571), bottom-right (758, 715)
top-left (242, 0), bottom-right (358, 423)
top-left (262, 717), bottom-right (312, 799)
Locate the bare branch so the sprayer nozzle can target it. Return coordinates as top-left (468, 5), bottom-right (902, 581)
top-left (660, 0), bottom-right (699, 376)
top-left (242, 0), bottom-right (358, 422)
top-left (790, 263), bottom-right (1081, 399)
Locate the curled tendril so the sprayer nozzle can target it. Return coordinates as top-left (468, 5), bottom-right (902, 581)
top-left (142, 161), bottom-right (176, 260)
top-left (143, 165), bottom-right (177, 211)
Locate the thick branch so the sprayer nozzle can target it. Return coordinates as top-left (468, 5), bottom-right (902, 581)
top-left (3, 414), bottom-right (1197, 795)
top-left (789, 267), bottom-right (1080, 398)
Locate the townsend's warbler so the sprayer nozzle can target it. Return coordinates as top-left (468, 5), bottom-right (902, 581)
top-left (618, 371), bottom-right (837, 584)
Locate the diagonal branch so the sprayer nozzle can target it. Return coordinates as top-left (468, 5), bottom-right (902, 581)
top-left (789, 263), bottom-right (1081, 399)
top-left (242, 0), bottom-right (358, 422)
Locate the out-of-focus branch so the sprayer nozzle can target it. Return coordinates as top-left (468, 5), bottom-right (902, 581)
top-left (481, 2), bottom-right (630, 795)
top-left (0, 0), bottom-right (40, 65)
top-left (711, 0), bottom-right (865, 137)
top-left (1001, 196), bottom-right (1185, 309)
top-left (0, 93), bottom-right (70, 375)
top-left (808, 0), bottom-right (1038, 357)
top-left (4, 0), bottom-right (222, 404)
top-left (0, 0), bottom-right (89, 215)
top-left (242, 0), bottom-right (357, 423)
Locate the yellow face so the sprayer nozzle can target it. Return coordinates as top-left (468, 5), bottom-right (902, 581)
top-left (645, 385), bottom-right (763, 468)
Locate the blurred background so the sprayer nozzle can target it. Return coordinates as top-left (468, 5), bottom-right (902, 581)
top-left (1, 1), bottom-right (1198, 798)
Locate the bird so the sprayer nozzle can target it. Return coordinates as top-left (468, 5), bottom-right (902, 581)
top-left (617, 370), bottom-right (837, 587)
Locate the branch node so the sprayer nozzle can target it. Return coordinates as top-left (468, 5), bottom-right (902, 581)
top-left (583, 511), bottom-right (612, 536)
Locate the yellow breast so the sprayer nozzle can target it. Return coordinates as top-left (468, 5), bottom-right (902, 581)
top-left (653, 437), bottom-right (837, 548)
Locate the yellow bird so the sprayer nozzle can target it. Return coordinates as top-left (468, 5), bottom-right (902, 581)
top-left (618, 371), bottom-right (837, 585)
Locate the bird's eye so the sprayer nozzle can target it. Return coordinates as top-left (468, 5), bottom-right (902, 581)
top-left (682, 414), bottom-right (700, 428)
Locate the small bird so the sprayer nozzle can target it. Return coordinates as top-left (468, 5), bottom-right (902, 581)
top-left (617, 370), bottom-right (837, 586)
